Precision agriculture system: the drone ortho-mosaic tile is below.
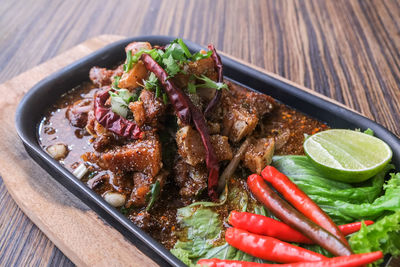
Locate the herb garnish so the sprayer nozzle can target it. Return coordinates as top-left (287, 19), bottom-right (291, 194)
top-left (123, 50), bottom-right (133, 72)
top-left (146, 180), bottom-right (161, 211)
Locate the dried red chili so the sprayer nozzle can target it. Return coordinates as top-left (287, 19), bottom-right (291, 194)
top-left (140, 54), bottom-right (191, 125)
top-left (140, 54), bottom-right (220, 201)
top-left (94, 89), bottom-right (142, 139)
top-left (204, 44), bottom-right (223, 117)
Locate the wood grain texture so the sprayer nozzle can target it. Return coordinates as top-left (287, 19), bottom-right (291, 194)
top-left (0, 0), bottom-right (399, 266)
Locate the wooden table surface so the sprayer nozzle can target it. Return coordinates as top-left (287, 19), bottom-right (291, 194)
top-left (0, 0), bottom-right (399, 266)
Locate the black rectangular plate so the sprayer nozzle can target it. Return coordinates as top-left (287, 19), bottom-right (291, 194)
top-left (16, 36), bottom-right (399, 266)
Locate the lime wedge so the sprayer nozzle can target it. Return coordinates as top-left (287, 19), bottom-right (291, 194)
top-left (304, 129), bottom-right (392, 183)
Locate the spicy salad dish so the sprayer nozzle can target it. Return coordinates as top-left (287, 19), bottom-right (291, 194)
top-left (38, 39), bottom-right (400, 266)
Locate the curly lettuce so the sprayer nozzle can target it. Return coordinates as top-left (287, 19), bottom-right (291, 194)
top-left (350, 209), bottom-right (400, 266)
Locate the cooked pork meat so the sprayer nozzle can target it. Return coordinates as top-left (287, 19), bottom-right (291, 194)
top-left (221, 82), bottom-right (275, 142)
top-left (244, 137), bottom-right (275, 174)
top-left (118, 61), bottom-right (148, 90)
top-left (130, 169), bottom-right (168, 207)
top-left (176, 126), bottom-right (233, 166)
top-left (66, 98), bottom-right (92, 128)
top-left (136, 89), bottom-right (166, 125)
top-left (174, 158), bottom-right (208, 198)
top-left (125, 41), bottom-right (152, 54)
top-left (172, 57), bottom-right (218, 89)
top-left (222, 107), bottom-right (259, 143)
top-left (89, 65), bottom-right (123, 87)
top-left (84, 134), bottom-right (162, 177)
top-left (227, 82), bottom-right (275, 117)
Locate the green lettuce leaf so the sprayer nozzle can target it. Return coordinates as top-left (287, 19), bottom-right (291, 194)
top-left (350, 210), bottom-right (400, 266)
top-left (272, 156), bottom-right (395, 223)
top-left (170, 204), bottom-right (265, 266)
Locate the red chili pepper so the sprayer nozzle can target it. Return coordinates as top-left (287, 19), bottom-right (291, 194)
top-left (261, 166), bottom-right (351, 249)
top-left (140, 53), bottom-right (192, 125)
top-left (189, 100), bottom-right (220, 200)
top-left (229, 211), bottom-right (374, 244)
top-left (225, 228), bottom-right (326, 263)
top-left (247, 174), bottom-right (352, 256)
top-left (228, 211), bottom-right (313, 244)
top-left (197, 251), bottom-right (383, 267)
top-left (94, 89), bottom-right (143, 139)
top-left (141, 54), bottom-right (220, 201)
top-left (204, 44), bottom-right (223, 117)
top-left (339, 221), bottom-right (374, 236)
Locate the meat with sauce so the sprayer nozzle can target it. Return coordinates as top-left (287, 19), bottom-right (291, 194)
top-left (176, 126), bottom-right (232, 166)
top-left (83, 133), bottom-right (162, 177)
top-left (89, 65), bottom-right (123, 87)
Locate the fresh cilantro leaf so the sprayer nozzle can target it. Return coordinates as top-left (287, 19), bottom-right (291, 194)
top-left (143, 72), bottom-right (159, 91)
top-left (146, 180), bottom-right (161, 211)
top-left (163, 54), bottom-right (181, 77)
top-left (112, 76), bottom-right (121, 90)
top-left (192, 50), bottom-right (213, 61)
top-left (196, 75), bottom-right (228, 90)
top-left (123, 50), bottom-right (133, 72)
top-left (177, 38), bottom-right (192, 58)
top-left (109, 89), bottom-right (137, 118)
top-left (187, 82), bottom-right (197, 94)
top-left (164, 42), bottom-right (187, 62)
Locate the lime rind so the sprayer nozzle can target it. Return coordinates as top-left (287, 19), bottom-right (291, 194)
top-left (304, 129), bottom-right (392, 183)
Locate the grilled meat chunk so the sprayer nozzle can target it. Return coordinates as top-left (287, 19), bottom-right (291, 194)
top-left (130, 169), bottom-right (168, 207)
top-left (176, 126), bottom-right (233, 166)
top-left (174, 159), bottom-right (207, 198)
top-left (89, 65), bottom-right (123, 87)
top-left (223, 108), bottom-right (259, 143)
top-left (66, 98), bottom-right (92, 128)
top-left (118, 61), bottom-right (148, 90)
top-left (221, 82), bottom-right (275, 142)
top-left (244, 138), bottom-right (275, 174)
top-left (85, 134), bottom-right (162, 177)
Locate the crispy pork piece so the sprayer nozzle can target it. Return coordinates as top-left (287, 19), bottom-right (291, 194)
top-left (176, 126), bottom-right (233, 166)
top-left (86, 134), bottom-right (162, 177)
top-left (228, 82), bottom-right (275, 117)
top-left (125, 42), bottom-right (152, 54)
top-left (223, 108), bottom-right (259, 143)
top-left (129, 101), bottom-right (146, 127)
top-left (172, 57), bottom-right (218, 89)
top-left (174, 158), bottom-right (208, 198)
top-left (210, 135), bottom-right (233, 162)
top-left (130, 169), bottom-right (168, 207)
top-left (138, 89), bottom-right (166, 124)
top-left (244, 138), bottom-right (275, 174)
top-left (118, 42), bottom-right (152, 90)
top-left (118, 61), bottom-right (148, 90)
top-left (221, 82), bottom-right (275, 142)
top-left (176, 126), bottom-right (205, 166)
top-left (128, 90), bottom-right (166, 127)
top-left (66, 98), bottom-right (92, 128)
top-left (89, 65), bottom-right (123, 87)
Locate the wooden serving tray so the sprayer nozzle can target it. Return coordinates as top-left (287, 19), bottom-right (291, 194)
top-left (0, 35), bottom-right (364, 266)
